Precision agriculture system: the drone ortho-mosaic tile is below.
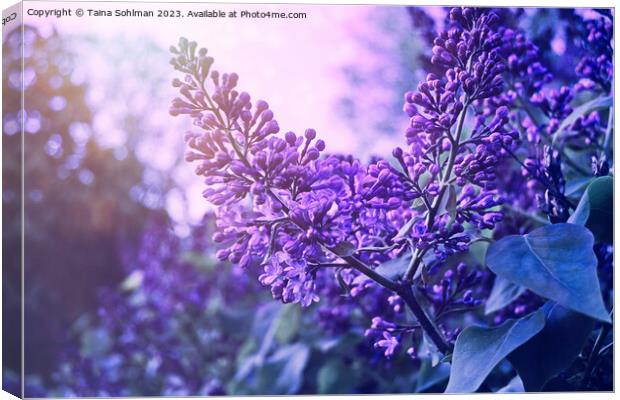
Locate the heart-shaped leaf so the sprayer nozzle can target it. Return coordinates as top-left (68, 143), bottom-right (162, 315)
top-left (416, 360), bottom-right (450, 392)
top-left (487, 223), bottom-right (609, 323)
top-left (498, 375), bottom-right (525, 393)
top-left (485, 276), bottom-right (526, 315)
top-left (508, 302), bottom-right (595, 391)
top-left (564, 177), bottom-right (592, 198)
top-left (445, 308), bottom-right (546, 393)
top-left (568, 176), bottom-right (613, 243)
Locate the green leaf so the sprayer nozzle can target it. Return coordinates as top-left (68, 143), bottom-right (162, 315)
top-left (332, 241), bottom-right (356, 257)
top-left (468, 239), bottom-right (490, 266)
top-left (568, 176), bottom-right (613, 243)
top-left (497, 375), bottom-right (525, 393)
top-left (564, 177), bottom-right (592, 198)
top-left (315, 332), bottom-right (361, 353)
top-left (437, 185), bottom-right (457, 218)
top-left (420, 331), bottom-right (443, 367)
top-left (275, 304), bottom-right (301, 344)
top-left (233, 303), bottom-right (283, 385)
top-left (317, 359), bottom-right (357, 394)
top-left (410, 197), bottom-right (427, 212)
top-left (393, 217), bottom-right (416, 241)
top-left (553, 96), bottom-right (612, 145)
top-left (266, 343), bottom-right (310, 394)
top-left (487, 223), bottom-right (609, 323)
top-left (233, 342), bottom-right (310, 395)
top-left (374, 256), bottom-right (410, 281)
top-left (251, 302), bottom-right (282, 340)
top-left (485, 276), bottom-right (526, 315)
top-left (508, 302), bottom-right (595, 391)
top-left (445, 309), bottom-right (546, 393)
top-left (416, 360), bottom-right (450, 392)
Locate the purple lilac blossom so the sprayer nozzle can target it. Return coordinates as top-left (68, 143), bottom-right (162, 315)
top-left (170, 6), bottom-right (613, 361)
top-left (171, 7), bottom-right (515, 358)
top-left (53, 216), bottom-right (253, 396)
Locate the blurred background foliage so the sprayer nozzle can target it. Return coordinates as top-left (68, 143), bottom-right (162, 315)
top-left (2, 25), bottom-right (170, 391)
top-left (1, 6), bottom-right (613, 396)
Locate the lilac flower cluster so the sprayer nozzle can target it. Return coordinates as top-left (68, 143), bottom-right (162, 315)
top-left (314, 266), bottom-right (394, 335)
top-left (171, 7), bottom-right (517, 358)
top-left (419, 262), bottom-right (484, 315)
top-left (485, 10), bottom-right (614, 227)
top-left (52, 217), bottom-right (258, 396)
top-left (170, 37), bottom-right (408, 308)
top-left (362, 260), bottom-right (487, 357)
top-left (522, 145), bottom-right (572, 223)
top-left (497, 28), bottom-right (552, 101)
top-left (171, 6), bottom-right (613, 365)
top-left (364, 317), bottom-right (406, 358)
top-left (396, 8), bottom-right (515, 275)
top-left (575, 15), bottom-right (613, 93)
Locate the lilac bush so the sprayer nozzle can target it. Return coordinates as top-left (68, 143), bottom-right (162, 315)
top-left (170, 7), bottom-right (613, 393)
top-left (51, 216), bottom-right (251, 396)
top-left (50, 215), bottom-right (435, 395)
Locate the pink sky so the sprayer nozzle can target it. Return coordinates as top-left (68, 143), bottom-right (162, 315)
top-left (20, 1), bottom-right (424, 226)
top-left (23, 1), bottom-right (412, 153)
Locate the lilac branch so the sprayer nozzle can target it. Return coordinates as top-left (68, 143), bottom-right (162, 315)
top-left (404, 100), bottom-right (470, 282)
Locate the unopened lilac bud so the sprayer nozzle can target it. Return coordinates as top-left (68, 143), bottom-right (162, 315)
top-left (238, 92), bottom-right (250, 104)
top-left (255, 100), bottom-right (268, 111)
top-left (403, 103), bottom-right (418, 117)
top-left (240, 110), bottom-right (252, 122)
top-left (261, 109), bottom-right (274, 121)
top-left (265, 120), bottom-right (279, 134)
top-left (216, 249), bottom-right (230, 261)
top-left (305, 128), bottom-right (317, 140)
top-left (285, 131), bottom-right (296, 145)
top-left (496, 106), bottom-right (509, 119)
top-left (306, 148), bottom-right (320, 161)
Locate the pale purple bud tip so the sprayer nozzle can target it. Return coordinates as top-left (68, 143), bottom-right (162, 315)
top-left (304, 129), bottom-right (317, 140)
top-left (285, 131), bottom-right (297, 145)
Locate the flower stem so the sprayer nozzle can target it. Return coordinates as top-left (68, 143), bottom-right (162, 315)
top-left (265, 191), bottom-right (451, 354)
top-left (396, 284), bottom-right (452, 354)
top-left (343, 254), bottom-right (451, 354)
top-left (404, 100), bottom-right (470, 282)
